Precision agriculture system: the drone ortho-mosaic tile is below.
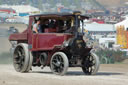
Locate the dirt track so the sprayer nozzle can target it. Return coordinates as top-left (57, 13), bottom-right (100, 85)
top-left (0, 64), bottom-right (128, 85)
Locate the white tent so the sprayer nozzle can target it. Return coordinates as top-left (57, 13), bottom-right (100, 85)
top-left (0, 5), bottom-right (40, 13)
top-left (115, 17), bottom-right (128, 30)
top-left (85, 22), bottom-right (115, 31)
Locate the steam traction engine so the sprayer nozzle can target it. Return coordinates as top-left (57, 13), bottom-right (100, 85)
top-left (9, 12), bottom-right (100, 76)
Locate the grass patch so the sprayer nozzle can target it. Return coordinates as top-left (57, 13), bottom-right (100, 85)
top-left (114, 62), bottom-right (124, 64)
top-left (95, 49), bottom-right (126, 64)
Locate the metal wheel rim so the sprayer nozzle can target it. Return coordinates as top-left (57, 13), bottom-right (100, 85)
top-left (51, 54), bottom-right (64, 74)
top-left (82, 54), bottom-right (97, 75)
top-left (13, 46), bottom-right (25, 71)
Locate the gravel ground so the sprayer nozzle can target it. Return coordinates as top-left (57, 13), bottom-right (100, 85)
top-left (0, 64), bottom-right (128, 85)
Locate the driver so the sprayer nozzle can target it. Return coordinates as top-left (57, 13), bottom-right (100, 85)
top-left (33, 19), bottom-right (41, 33)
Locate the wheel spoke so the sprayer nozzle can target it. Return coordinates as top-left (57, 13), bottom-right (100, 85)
top-left (57, 67), bottom-right (60, 73)
top-left (14, 55), bottom-right (19, 59)
top-left (56, 56), bottom-right (60, 62)
top-left (14, 60), bottom-right (19, 64)
top-left (60, 62), bottom-right (64, 66)
top-left (85, 68), bottom-right (89, 73)
top-left (60, 64), bottom-right (64, 70)
top-left (21, 55), bottom-right (25, 61)
top-left (89, 67), bottom-right (93, 73)
top-left (58, 56), bottom-right (63, 62)
top-left (52, 59), bottom-right (57, 62)
top-left (18, 51), bottom-right (22, 57)
top-left (19, 63), bottom-right (23, 69)
top-left (52, 62), bottom-right (57, 66)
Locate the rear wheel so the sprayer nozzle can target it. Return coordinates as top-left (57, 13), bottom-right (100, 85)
top-left (82, 52), bottom-right (100, 75)
top-left (13, 43), bottom-right (33, 72)
top-left (50, 52), bottom-right (69, 76)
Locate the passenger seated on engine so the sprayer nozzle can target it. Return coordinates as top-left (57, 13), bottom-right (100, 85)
top-left (49, 20), bottom-right (56, 28)
top-left (56, 19), bottom-right (73, 33)
top-left (41, 19), bottom-right (49, 32)
top-left (54, 20), bottom-right (67, 33)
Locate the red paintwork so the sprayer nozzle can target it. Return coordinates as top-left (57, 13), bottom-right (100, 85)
top-left (31, 33), bottom-right (73, 51)
top-left (9, 27), bottom-right (28, 41)
top-left (44, 28), bottom-right (56, 33)
top-left (9, 33), bottom-right (27, 41)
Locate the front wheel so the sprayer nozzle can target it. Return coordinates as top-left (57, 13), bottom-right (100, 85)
top-left (50, 52), bottom-right (69, 76)
top-left (82, 52), bottom-right (100, 75)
